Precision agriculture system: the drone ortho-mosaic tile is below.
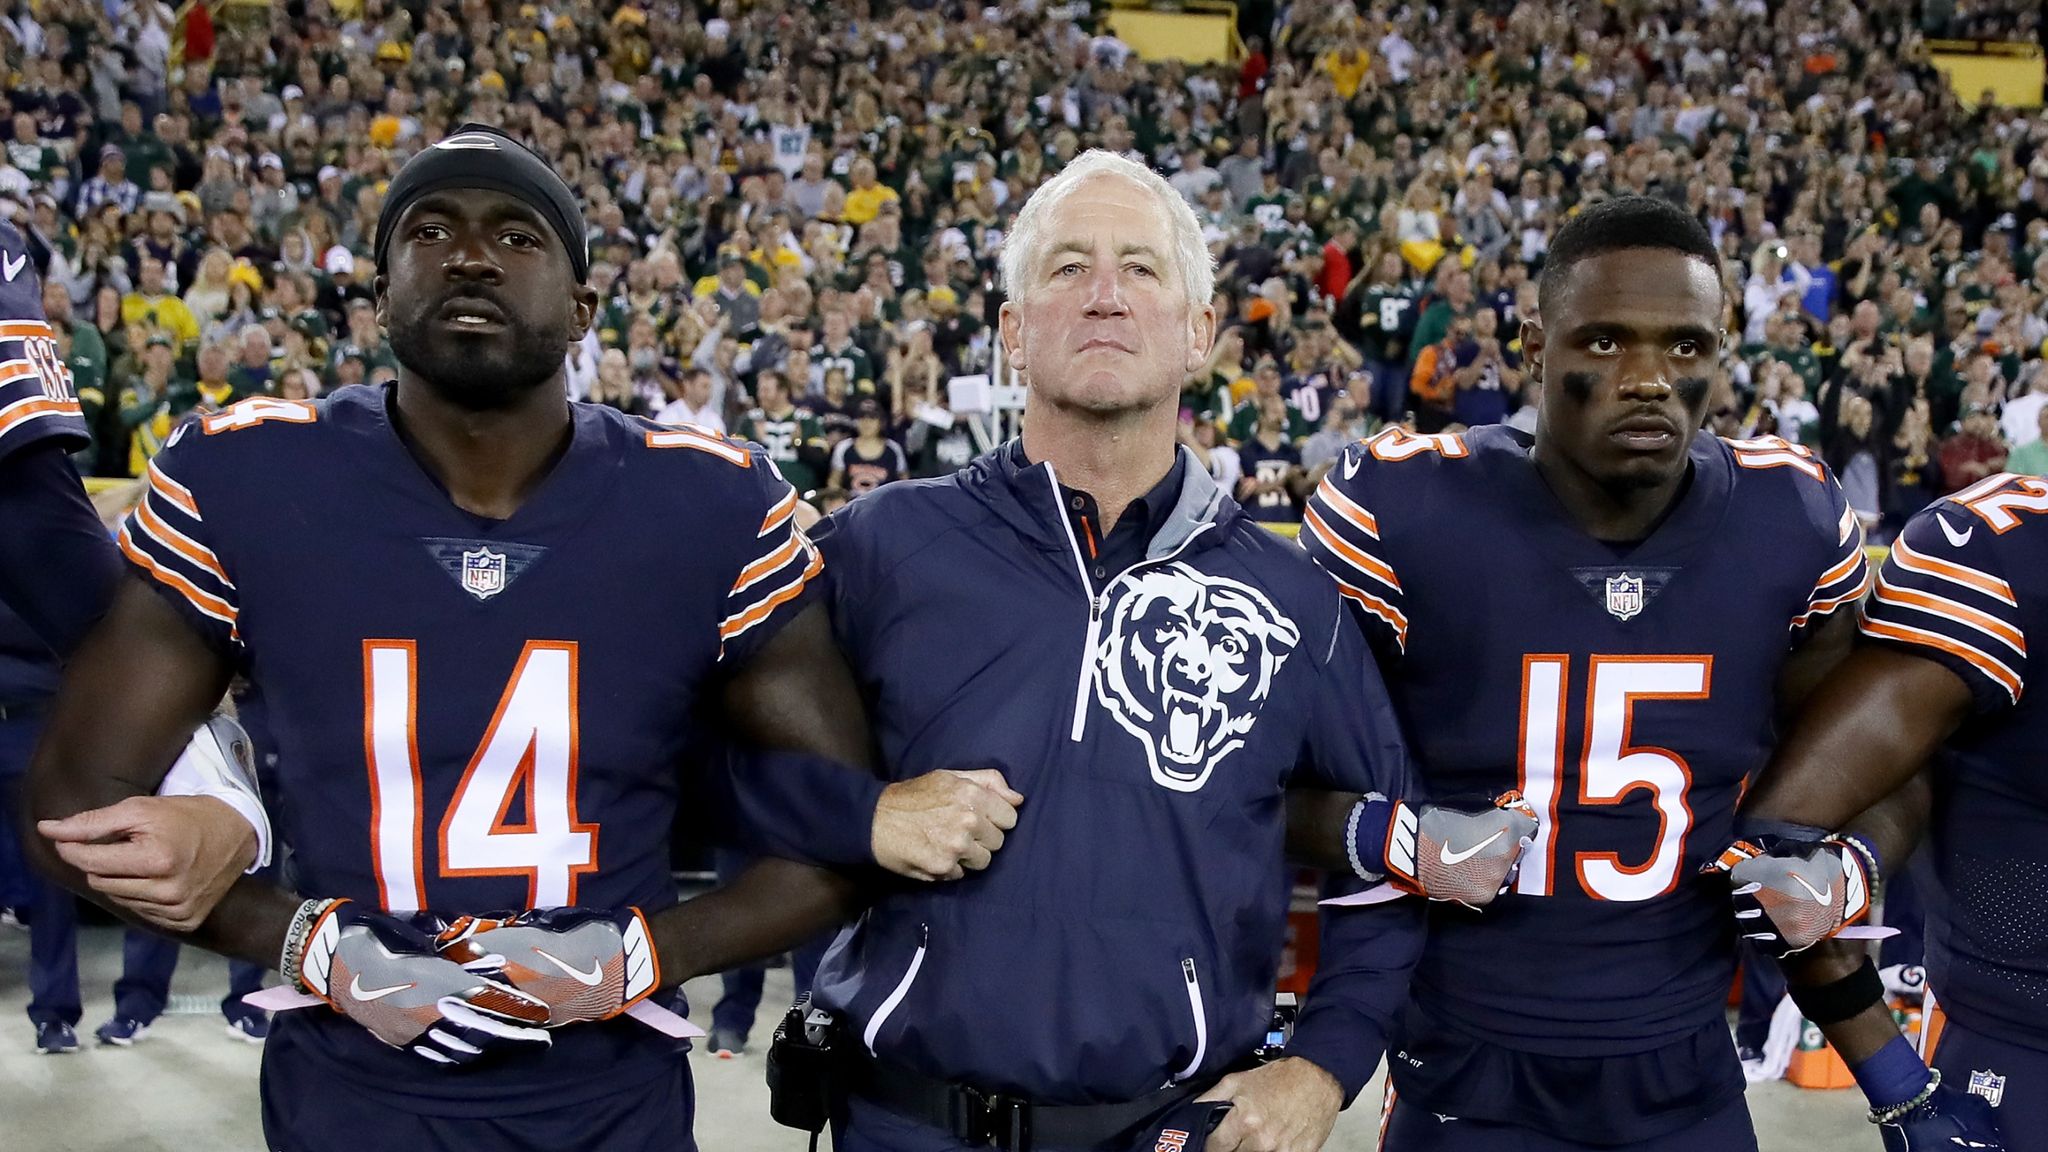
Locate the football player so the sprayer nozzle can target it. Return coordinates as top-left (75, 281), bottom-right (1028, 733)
top-left (0, 215), bottom-right (121, 1054)
top-left (1301, 196), bottom-right (1893, 1149)
top-left (25, 125), bottom-right (1011, 1151)
top-left (1729, 476), bottom-right (2045, 1150)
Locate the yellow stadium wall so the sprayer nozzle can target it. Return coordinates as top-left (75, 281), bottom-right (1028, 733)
top-left (1104, 10), bottom-right (1235, 65)
top-left (1929, 43), bottom-right (2044, 108)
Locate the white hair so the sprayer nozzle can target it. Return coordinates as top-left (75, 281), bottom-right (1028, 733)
top-left (998, 150), bottom-right (1215, 310)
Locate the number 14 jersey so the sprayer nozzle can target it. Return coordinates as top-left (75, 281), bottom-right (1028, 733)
top-left (1304, 425), bottom-right (1868, 1054)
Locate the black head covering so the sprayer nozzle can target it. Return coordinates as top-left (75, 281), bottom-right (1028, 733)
top-left (373, 123), bottom-right (589, 282)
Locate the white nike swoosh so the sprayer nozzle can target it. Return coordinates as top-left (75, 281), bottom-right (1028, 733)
top-left (1, 252), bottom-right (25, 282)
top-left (533, 948), bottom-right (605, 986)
top-left (349, 975), bottom-right (416, 1002)
top-left (1439, 828), bottom-right (1507, 866)
top-left (1791, 874), bottom-right (1834, 904)
top-left (1342, 454), bottom-right (1362, 480)
top-left (1938, 514), bottom-right (1973, 547)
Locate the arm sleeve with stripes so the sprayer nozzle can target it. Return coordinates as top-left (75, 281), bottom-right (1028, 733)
top-left (716, 451), bottom-right (825, 667)
top-left (1298, 441), bottom-right (1410, 657)
top-left (117, 437), bottom-right (243, 657)
top-left (1858, 499), bottom-right (2028, 712)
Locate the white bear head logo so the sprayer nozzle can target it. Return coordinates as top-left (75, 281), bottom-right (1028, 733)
top-left (1094, 565), bottom-right (1301, 792)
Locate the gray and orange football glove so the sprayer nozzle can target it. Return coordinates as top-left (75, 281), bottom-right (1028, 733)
top-left (292, 899), bottom-right (553, 1065)
top-left (1708, 834), bottom-right (1875, 956)
top-left (435, 907), bottom-right (659, 1027)
top-left (1381, 792), bottom-right (1539, 909)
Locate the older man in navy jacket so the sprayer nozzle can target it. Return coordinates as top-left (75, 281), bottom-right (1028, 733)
top-left (806, 151), bottom-right (1440, 1152)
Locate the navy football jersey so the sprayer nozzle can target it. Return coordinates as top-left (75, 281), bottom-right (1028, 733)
top-left (0, 219), bottom-right (89, 703)
top-left (118, 384), bottom-right (821, 1112)
top-left (0, 221), bottom-right (86, 464)
top-left (1859, 474), bottom-right (2048, 1052)
top-left (1302, 426), bottom-right (1868, 1055)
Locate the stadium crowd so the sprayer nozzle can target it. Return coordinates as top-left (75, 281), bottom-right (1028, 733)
top-left (2, 0), bottom-right (2046, 545)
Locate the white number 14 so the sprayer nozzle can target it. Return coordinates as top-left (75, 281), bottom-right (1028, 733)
top-left (364, 640), bottom-right (597, 912)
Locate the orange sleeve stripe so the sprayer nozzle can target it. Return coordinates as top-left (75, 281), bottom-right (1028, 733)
top-left (1792, 565), bottom-right (1871, 630)
top-left (1330, 576), bottom-right (1411, 651)
top-left (146, 462), bottom-right (202, 517)
top-left (1303, 504), bottom-right (1401, 591)
top-left (718, 545), bottom-right (822, 641)
top-left (0, 321), bottom-right (54, 341)
top-left (0, 395), bottom-right (82, 435)
top-left (134, 491), bottom-right (233, 586)
top-left (1813, 548), bottom-right (1866, 593)
top-left (730, 531), bottom-right (803, 597)
top-left (1313, 475), bottom-right (1380, 538)
top-left (760, 488), bottom-right (798, 536)
top-left (118, 523), bottom-right (238, 627)
top-left (1891, 535), bottom-right (2015, 605)
top-left (1872, 579), bottom-right (2027, 655)
top-left (644, 428), bottom-right (751, 466)
top-left (1859, 616), bottom-right (2021, 702)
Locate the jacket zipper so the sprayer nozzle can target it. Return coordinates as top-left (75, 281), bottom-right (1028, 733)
top-left (1173, 956), bottom-right (1209, 1082)
top-left (1043, 463), bottom-right (1213, 744)
top-left (862, 923), bottom-right (928, 1056)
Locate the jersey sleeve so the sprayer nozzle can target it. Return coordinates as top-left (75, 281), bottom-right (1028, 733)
top-left (1858, 494), bottom-right (2029, 711)
top-left (716, 449), bottom-right (824, 666)
top-left (1788, 455), bottom-right (1873, 640)
top-left (116, 426), bottom-right (242, 654)
top-left (1298, 439), bottom-right (1410, 655)
top-left (0, 222), bottom-right (89, 464)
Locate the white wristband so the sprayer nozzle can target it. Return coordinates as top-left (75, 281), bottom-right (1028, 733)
top-left (157, 716), bottom-right (272, 872)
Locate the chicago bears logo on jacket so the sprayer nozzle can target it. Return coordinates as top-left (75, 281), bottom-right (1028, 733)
top-left (1093, 564), bottom-right (1300, 793)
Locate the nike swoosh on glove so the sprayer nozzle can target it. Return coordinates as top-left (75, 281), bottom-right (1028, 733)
top-left (296, 900), bottom-right (553, 1065)
top-left (1707, 835), bottom-right (1874, 956)
top-left (1384, 792), bottom-right (1539, 909)
top-left (436, 907), bottom-right (659, 1027)
top-left (1879, 1078), bottom-right (2006, 1152)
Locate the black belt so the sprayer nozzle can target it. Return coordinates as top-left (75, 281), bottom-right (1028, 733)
top-left (0, 699), bottom-right (47, 722)
top-left (850, 1053), bottom-right (1213, 1150)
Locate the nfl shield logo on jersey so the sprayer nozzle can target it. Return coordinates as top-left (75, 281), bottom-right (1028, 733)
top-left (1605, 573), bottom-right (1645, 621)
top-left (1968, 1069), bottom-right (2006, 1108)
top-left (460, 547), bottom-right (508, 601)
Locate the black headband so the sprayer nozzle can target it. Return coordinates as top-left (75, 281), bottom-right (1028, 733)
top-left (374, 123), bottom-right (589, 282)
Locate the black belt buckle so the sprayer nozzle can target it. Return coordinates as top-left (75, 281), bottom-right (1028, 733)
top-left (948, 1085), bottom-right (1031, 1149)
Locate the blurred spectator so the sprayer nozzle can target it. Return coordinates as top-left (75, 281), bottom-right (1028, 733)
top-left (827, 399), bottom-right (908, 496)
top-left (656, 367), bottom-right (725, 433)
top-left (1234, 395), bottom-right (1304, 525)
top-left (0, 0), bottom-right (2030, 546)
top-left (1940, 404), bottom-right (2011, 494)
top-left (2001, 362), bottom-right (2048, 448)
top-left (2009, 407), bottom-right (2048, 476)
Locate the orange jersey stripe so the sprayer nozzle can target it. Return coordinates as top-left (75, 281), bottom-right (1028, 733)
top-left (1302, 505), bottom-right (1401, 591)
top-left (1872, 578), bottom-right (2026, 656)
top-left (760, 488), bottom-right (798, 536)
top-left (1890, 534), bottom-right (2015, 605)
top-left (730, 531), bottom-right (804, 597)
top-left (1813, 548), bottom-right (1866, 593)
top-left (1859, 616), bottom-right (2021, 702)
top-left (0, 394), bottom-right (82, 435)
top-left (1312, 476), bottom-right (1380, 538)
top-left (134, 492), bottom-right (232, 586)
top-left (644, 428), bottom-right (751, 466)
top-left (0, 360), bottom-right (38, 381)
top-left (119, 523), bottom-right (238, 627)
top-left (145, 462), bottom-right (202, 518)
top-left (1331, 577), bottom-right (1411, 650)
top-left (719, 546), bottom-right (822, 641)
top-left (0, 320), bottom-right (54, 341)
top-left (1792, 565), bottom-right (1872, 630)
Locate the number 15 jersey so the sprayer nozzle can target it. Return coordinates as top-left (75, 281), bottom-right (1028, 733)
top-left (1304, 426), bottom-right (1868, 1054)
